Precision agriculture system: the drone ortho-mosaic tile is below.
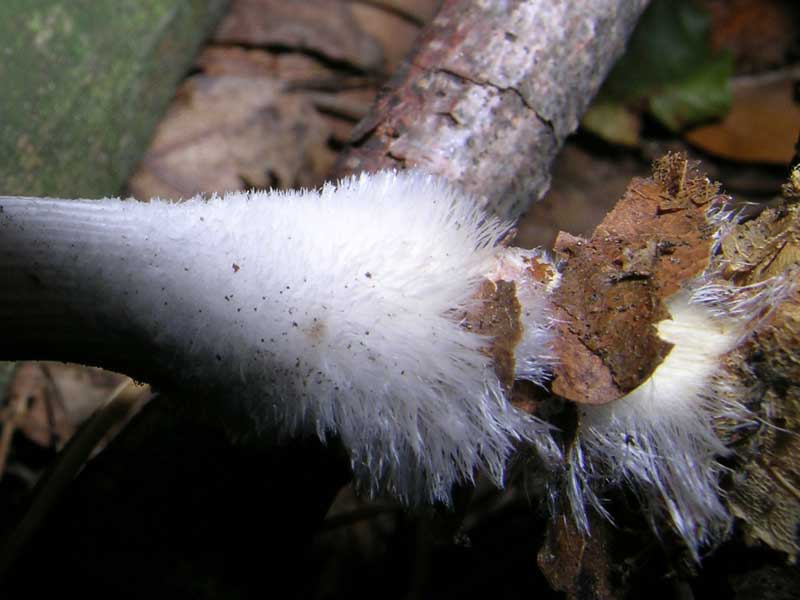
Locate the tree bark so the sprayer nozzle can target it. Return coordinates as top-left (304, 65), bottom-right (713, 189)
top-left (332, 0), bottom-right (650, 221)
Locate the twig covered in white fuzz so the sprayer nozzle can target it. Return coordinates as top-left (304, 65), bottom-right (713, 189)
top-left (0, 170), bottom-right (556, 504)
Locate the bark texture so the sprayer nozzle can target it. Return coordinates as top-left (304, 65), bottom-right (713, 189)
top-left (332, 0), bottom-right (650, 221)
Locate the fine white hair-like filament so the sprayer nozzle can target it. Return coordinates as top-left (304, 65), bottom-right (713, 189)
top-left (567, 292), bottom-right (743, 558)
top-left (0, 170), bottom-right (555, 505)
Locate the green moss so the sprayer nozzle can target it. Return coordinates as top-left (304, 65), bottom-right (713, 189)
top-left (0, 0), bottom-right (228, 198)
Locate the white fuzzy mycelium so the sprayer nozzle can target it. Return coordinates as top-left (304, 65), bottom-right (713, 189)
top-left (567, 291), bottom-right (743, 558)
top-left (43, 170), bottom-right (553, 504)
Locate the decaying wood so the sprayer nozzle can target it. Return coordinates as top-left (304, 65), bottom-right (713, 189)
top-left (532, 156), bottom-right (800, 581)
top-left (708, 169), bottom-right (800, 560)
top-left (332, 0), bottom-right (650, 221)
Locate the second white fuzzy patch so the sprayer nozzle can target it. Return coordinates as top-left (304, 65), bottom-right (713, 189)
top-left (568, 292), bottom-right (743, 558)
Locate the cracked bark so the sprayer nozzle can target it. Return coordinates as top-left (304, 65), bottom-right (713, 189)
top-left (332, 0), bottom-right (650, 222)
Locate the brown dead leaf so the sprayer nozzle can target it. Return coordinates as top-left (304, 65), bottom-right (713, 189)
top-left (4, 362), bottom-right (126, 449)
top-left (194, 46), bottom-right (380, 187)
top-left (132, 0), bottom-right (436, 200)
top-left (550, 229), bottom-right (673, 404)
top-left (309, 88), bottom-right (375, 122)
top-left (706, 0), bottom-right (799, 72)
top-left (310, 88), bottom-right (378, 145)
top-left (549, 154), bottom-right (722, 404)
top-left (349, 0), bottom-right (440, 25)
top-left (128, 74), bottom-right (332, 199)
top-left (196, 46), bottom-right (336, 82)
top-left (685, 75), bottom-right (800, 165)
top-left (349, 1), bottom-right (422, 71)
top-left (214, 0), bottom-right (384, 73)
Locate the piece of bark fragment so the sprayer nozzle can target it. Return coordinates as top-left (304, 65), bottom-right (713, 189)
top-left (549, 154), bottom-right (724, 404)
top-left (461, 279), bottom-right (522, 392)
top-left (710, 182), bottom-right (800, 560)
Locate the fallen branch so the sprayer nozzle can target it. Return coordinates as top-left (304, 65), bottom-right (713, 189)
top-left (332, 0), bottom-right (650, 220)
top-left (1, 157), bottom-right (798, 564)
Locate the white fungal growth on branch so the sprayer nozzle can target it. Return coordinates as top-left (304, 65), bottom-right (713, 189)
top-left (567, 290), bottom-right (745, 558)
top-left (0, 170), bottom-right (555, 504)
top-left (0, 167), bottom-right (760, 557)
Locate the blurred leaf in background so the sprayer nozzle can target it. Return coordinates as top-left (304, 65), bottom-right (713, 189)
top-left (583, 0), bottom-right (733, 145)
top-left (686, 74), bottom-right (800, 165)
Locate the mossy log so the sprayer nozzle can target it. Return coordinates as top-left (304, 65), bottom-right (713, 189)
top-left (0, 0), bottom-right (228, 198)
